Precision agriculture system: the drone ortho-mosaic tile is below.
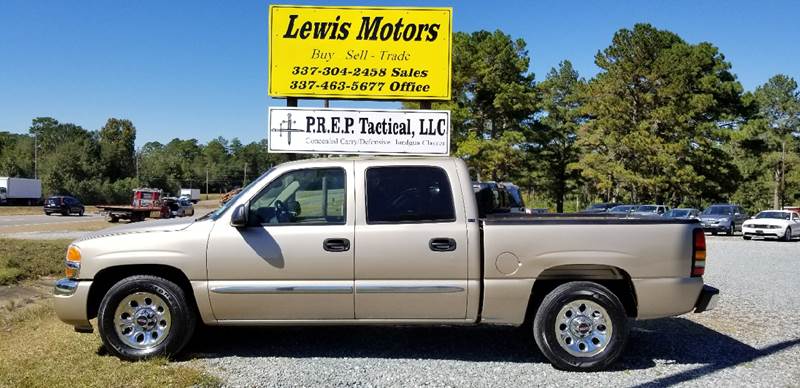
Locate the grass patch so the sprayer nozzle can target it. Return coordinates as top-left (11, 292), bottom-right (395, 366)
top-left (0, 238), bottom-right (72, 285)
top-left (0, 206), bottom-right (101, 216)
top-left (0, 301), bottom-right (219, 388)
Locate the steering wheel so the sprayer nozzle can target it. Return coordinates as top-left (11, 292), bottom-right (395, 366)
top-left (273, 199), bottom-right (290, 223)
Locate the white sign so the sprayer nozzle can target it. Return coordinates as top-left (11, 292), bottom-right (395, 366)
top-left (268, 107), bottom-right (450, 156)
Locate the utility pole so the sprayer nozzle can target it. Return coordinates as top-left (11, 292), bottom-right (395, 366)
top-left (33, 133), bottom-right (37, 179)
top-left (205, 166), bottom-right (209, 200)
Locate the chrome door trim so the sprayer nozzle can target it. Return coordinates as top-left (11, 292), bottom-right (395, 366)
top-left (209, 281), bottom-right (353, 295)
top-left (356, 284), bottom-right (465, 294)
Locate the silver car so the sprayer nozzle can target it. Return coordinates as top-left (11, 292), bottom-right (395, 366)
top-left (699, 204), bottom-right (748, 235)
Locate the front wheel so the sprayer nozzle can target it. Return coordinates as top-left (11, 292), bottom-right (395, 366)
top-left (784, 227), bottom-right (793, 242)
top-left (97, 275), bottom-right (196, 361)
top-left (533, 281), bottom-right (629, 371)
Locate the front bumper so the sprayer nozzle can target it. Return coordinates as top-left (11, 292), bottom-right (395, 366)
top-left (742, 226), bottom-right (784, 238)
top-left (701, 222), bottom-right (730, 232)
top-left (53, 278), bottom-right (93, 332)
top-left (693, 285), bottom-right (719, 313)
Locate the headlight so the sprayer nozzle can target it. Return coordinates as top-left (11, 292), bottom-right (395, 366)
top-left (65, 245), bottom-right (81, 279)
top-left (768, 225), bottom-right (781, 229)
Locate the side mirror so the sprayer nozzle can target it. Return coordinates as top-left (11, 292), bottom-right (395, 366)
top-left (230, 204), bottom-right (248, 227)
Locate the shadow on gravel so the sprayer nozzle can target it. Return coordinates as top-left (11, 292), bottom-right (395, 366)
top-left (182, 316), bottom-right (800, 377)
top-left (626, 318), bottom-right (800, 386)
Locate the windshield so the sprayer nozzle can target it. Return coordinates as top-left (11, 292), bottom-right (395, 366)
top-left (702, 206), bottom-right (733, 216)
top-left (668, 210), bottom-right (690, 217)
top-left (506, 187), bottom-right (524, 208)
top-left (755, 211), bottom-right (790, 220)
top-left (637, 205), bottom-right (657, 212)
top-left (198, 168), bottom-right (274, 221)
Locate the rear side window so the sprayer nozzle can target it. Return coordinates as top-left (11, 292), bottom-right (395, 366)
top-left (366, 166), bottom-right (455, 223)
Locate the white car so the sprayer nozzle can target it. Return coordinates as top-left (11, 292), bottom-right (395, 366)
top-left (742, 210), bottom-right (800, 241)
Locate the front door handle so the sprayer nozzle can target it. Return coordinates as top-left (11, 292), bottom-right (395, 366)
top-left (323, 238), bottom-right (350, 252)
top-left (429, 238), bottom-right (456, 252)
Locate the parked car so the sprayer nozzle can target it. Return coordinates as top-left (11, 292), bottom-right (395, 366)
top-left (44, 196), bottom-right (85, 216)
top-left (665, 208), bottom-right (700, 220)
top-left (580, 202), bottom-right (622, 213)
top-left (632, 204), bottom-right (669, 216)
top-left (54, 157), bottom-right (718, 371)
top-left (164, 197), bottom-right (195, 217)
top-left (608, 204), bottom-right (640, 215)
top-left (742, 210), bottom-right (800, 241)
top-left (699, 204), bottom-right (748, 235)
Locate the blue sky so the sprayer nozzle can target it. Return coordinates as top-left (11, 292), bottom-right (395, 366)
top-left (1, 0), bottom-right (798, 147)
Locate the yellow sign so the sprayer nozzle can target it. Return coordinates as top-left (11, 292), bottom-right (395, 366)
top-left (268, 5), bottom-right (452, 100)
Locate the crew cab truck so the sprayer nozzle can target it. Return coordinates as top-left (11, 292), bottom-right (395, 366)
top-left (53, 157), bottom-right (719, 371)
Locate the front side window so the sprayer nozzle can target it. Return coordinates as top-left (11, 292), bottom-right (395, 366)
top-left (248, 168), bottom-right (346, 225)
top-left (366, 166), bottom-right (455, 223)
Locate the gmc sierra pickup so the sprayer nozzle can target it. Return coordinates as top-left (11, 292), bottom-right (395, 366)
top-left (54, 157), bottom-right (718, 371)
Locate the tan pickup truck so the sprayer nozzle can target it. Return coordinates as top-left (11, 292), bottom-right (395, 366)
top-left (54, 157), bottom-right (718, 371)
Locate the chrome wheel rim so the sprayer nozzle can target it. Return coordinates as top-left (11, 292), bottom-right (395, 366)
top-left (555, 299), bottom-right (613, 357)
top-left (113, 292), bottom-right (171, 350)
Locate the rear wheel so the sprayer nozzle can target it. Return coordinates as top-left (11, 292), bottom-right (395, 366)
top-left (784, 227), bottom-right (793, 242)
top-left (78, 209), bottom-right (84, 216)
top-left (97, 275), bottom-right (195, 361)
top-left (532, 281), bottom-right (629, 371)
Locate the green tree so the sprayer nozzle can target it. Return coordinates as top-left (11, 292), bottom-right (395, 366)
top-left (733, 75), bottom-right (800, 210)
top-left (574, 24), bottom-right (744, 206)
top-left (98, 118), bottom-right (136, 180)
top-left (406, 30), bottom-right (537, 180)
top-left (530, 60), bottom-right (585, 212)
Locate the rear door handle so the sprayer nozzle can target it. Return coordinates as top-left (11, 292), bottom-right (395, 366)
top-left (323, 238), bottom-right (350, 252)
top-left (429, 238), bottom-right (456, 252)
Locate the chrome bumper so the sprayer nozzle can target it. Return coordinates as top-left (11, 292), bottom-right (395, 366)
top-left (54, 278), bottom-right (79, 296)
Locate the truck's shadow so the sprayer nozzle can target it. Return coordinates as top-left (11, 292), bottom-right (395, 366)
top-left (182, 317), bottom-right (799, 378)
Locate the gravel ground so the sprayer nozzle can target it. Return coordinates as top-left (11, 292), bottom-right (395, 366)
top-left (184, 235), bottom-right (800, 387)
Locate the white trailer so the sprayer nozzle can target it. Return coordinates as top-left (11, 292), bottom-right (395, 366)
top-left (0, 177), bottom-right (43, 205)
top-left (179, 188), bottom-right (201, 203)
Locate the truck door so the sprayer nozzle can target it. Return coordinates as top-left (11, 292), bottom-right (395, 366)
top-left (206, 163), bottom-right (355, 321)
top-left (354, 162), bottom-right (469, 319)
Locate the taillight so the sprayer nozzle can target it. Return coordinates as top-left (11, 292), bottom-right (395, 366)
top-left (692, 228), bottom-right (706, 276)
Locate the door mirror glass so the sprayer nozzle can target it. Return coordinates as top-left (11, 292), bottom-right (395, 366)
top-left (230, 204), bottom-right (248, 227)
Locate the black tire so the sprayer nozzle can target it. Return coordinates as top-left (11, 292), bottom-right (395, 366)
top-left (45, 212), bottom-right (51, 216)
top-left (532, 281), bottom-right (629, 371)
top-left (711, 231), bottom-right (718, 236)
top-left (107, 214), bottom-right (119, 223)
top-left (727, 223), bottom-right (735, 236)
top-left (61, 210), bottom-right (68, 216)
top-left (78, 209), bottom-right (84, 216)
top-left (743, 235), bottom-right (752, 240)
top-left (97, 275), bottom-right (196, 361)
top-left (784, 227), bottom-right (793, 242)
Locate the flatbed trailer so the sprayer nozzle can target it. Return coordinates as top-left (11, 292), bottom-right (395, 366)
top-left (96, 205), bottom-right (167, 223)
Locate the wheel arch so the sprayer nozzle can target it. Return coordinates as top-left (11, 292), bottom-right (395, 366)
top-left (87, 264), bottom-right (199, 320)
top-left (524, 264), bottom-right (638, 325)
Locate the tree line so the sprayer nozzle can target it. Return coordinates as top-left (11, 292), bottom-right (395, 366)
top-left (0, 117), bottom-right (289, 204)
top-left (1, 23), bottom-right (798, 211)
top-left (416, 23), bottom-right (800, 212)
